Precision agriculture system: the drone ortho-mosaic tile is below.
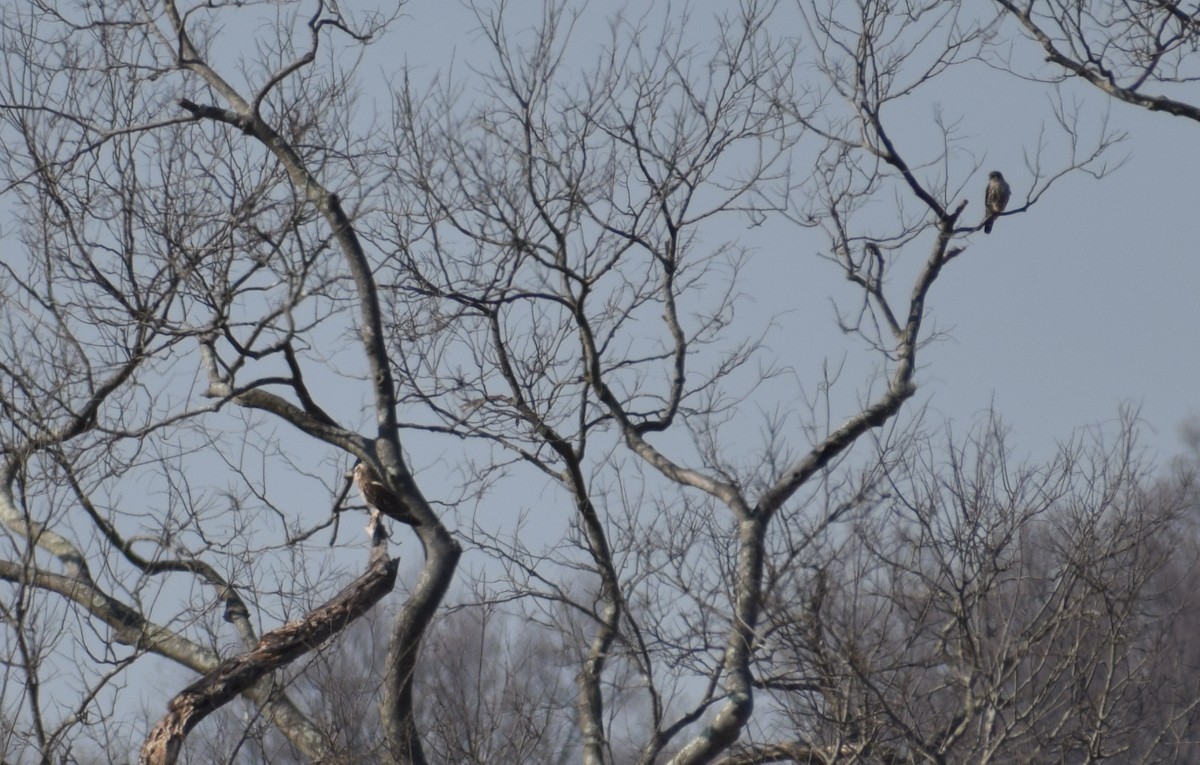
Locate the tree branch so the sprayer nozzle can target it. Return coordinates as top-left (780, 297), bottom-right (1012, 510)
top-left (138, 556), bottom-right (399, 765)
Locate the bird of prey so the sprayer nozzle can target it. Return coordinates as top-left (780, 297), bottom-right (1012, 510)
top-left (353, 462), bottom-right (421, 528)
top-left (983, 171), bottom-right (1011, 234)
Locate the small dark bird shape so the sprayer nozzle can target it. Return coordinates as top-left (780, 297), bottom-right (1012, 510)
top-left (354, 462), bottom-right (421, 527)
top-left (983, 171), bottom-right (1011, 234)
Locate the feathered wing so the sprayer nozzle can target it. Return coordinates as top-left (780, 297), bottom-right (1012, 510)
top-left (354, 463), bottom-right (421, 527)
top-left (983, 173), bottom-right (1011, 234)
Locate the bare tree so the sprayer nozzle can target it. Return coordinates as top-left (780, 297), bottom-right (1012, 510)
top-left (184, 603), bottom-right (579, 765)
top-left (0, 1), bottom-right (1124, 764)
top-left (0, 1), bottom-right (456, 763)
top-left (993, 0), bottom-right (1200, 124)
top-left (741, 411), bottom-right (1200, 764)
top-left (172, 411), bottom-right (1200, 765)
top-left (368, 2), bottom-right (1113, 764)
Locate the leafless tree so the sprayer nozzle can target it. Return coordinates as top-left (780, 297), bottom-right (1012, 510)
top-left (993, 0), bottom-right (1200, 124)
top-left (184, 603), bottom-right (580, 765)
top-left (172, 411), bottom-right (1200, 765)
top-left (739, 411), bottom-right (1200, 764)
top-left (0, 1), bottom-right (454, 763)
top-left (0, 1), bottom-right (1127, 764)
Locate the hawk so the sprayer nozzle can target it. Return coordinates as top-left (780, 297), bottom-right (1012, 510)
top-left (983, 171), bottom-right (1011, 234)
top-left (353, 462), bottom-right (421, 528)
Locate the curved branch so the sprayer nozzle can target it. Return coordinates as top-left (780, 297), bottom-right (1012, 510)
top-left (172, 18), bottom-right (463, 761)
top-left (175, 96), bottom-right (401, 463)
top-left (996, 0), bottom-right (1200, 123)
top-left (0, 560), bottom-right (213, 669)
top-left (755, 220), bottom-right (959, 519)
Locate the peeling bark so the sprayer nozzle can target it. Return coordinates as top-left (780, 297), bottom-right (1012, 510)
top-left (139, 557), bottom-right (399, 765)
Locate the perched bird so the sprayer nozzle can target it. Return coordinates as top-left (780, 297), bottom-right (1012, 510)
top-left (983, 171), bottom-right (1011, 234)
top-left (353, 462), bottom-right (421, 527)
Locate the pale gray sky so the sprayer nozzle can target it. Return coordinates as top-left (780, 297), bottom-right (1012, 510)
top-left (7, 2), bottom-right (1200, 758)
top-left (385, 1), bottom-right (1200, 465)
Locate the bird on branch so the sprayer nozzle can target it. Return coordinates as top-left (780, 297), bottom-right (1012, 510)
top-left (353, 462), bottom-right (421, 529)
top-left (983, 171), bottom-right (1011, 234)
